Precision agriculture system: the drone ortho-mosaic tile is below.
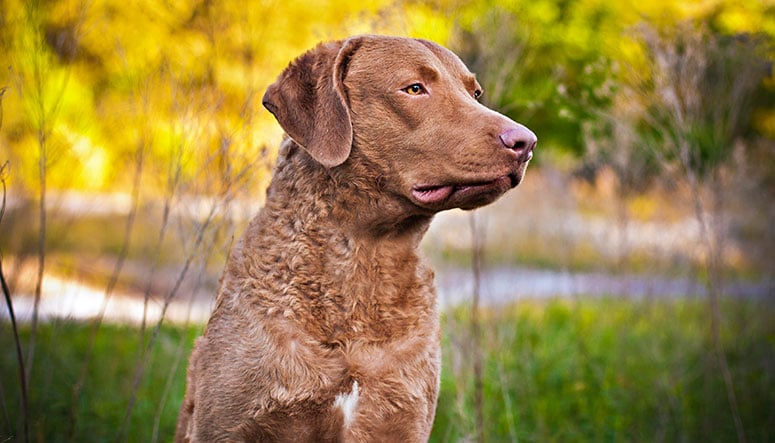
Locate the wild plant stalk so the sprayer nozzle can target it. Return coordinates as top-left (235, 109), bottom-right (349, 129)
top-left (15, 2), bottom-right (91, 437)
top-left (680, 144), bottom-right (744, 443)
top-left (119, 78), bottom-right (191, 442)
top-left (148, 201), bottom-right (236, 442)
top-left (149, 138), bottom-right (247, 442)
top-left (22, 0), bottom-right (85, 393)
top-left (28, 34), bottom-right (47, 391)
top-left (150, 320), bottom-right (189, 443)
top-left (67, 143), bottom-right (144, 440)
top-left (115, 11), bottom-right (264, 429)
top-left (116, 184), bottom-right (237, 441)
top-left (0, 159), bottom-right (29, 443)
top-left (67, 40), bottom-right (149, 440)
top-left (114, 168), bottom-right (176, 443)
top-left (632, 23), bottom-right (766, 442)
top-left (25, 1), bottom-right (51, 385)
top-left (496, 347), bottom-right (518, 442)
top-left (446, 313), bottom-right (473, 438)
top-left (149, 263), bottom-right (207, 443)
top-left (469, 212), bottom-right (485, 443)
top-left (580, 106), bottom-right (654, 271)
top-left (457, 14), bottom-right (535, 441)
top-left (115, 116), bottom-right (255, 440)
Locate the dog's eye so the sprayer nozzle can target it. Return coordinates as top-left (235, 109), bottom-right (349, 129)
top-left (474, 89), bottom-right (483, 100)
top-left (403, 83), bottom-right (426, 96)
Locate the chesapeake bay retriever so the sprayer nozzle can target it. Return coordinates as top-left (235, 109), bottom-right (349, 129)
top-left (176, 35), bottom-right (536, 442)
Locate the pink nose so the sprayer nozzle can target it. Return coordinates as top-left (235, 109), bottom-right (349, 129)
top-left (499, 125), bottom-right (537, 156)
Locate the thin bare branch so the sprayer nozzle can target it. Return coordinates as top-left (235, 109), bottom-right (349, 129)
top-left (469, 212), bottom-right (485, 443)
top-left (0, 161), bottom-right (29, 443)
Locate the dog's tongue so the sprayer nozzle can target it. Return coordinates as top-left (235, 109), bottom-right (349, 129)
top-left (412, 185), bottom-right (454, 205)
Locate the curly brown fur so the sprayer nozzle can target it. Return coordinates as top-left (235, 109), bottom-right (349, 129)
top-left (176, 35), bottom-right (536, 442)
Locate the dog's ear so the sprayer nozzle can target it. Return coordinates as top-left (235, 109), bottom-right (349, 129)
top-left (262, 38), bottom-right (361, 168)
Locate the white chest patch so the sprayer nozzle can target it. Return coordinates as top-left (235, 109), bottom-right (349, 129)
top-left (333, 380), bottom-right (359, 428)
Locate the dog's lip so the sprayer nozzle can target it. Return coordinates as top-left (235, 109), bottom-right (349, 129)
top-left (412, 174), bottom-right (517, 206)
top-left (411, 184), bottom-right (455, 205)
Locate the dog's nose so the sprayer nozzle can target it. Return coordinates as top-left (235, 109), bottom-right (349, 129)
top-left (499, 125), bottom-right (537, 156)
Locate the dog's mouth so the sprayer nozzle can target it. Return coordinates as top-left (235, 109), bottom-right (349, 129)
top-left (412, 173), bottom-right (518, 207)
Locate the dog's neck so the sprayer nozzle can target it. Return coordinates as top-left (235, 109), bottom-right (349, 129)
top-left (239, 140), bottom-right (437, 343)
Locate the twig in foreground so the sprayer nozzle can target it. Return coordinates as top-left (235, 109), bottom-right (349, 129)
top-left (0, 160), bottom-right (30, 443)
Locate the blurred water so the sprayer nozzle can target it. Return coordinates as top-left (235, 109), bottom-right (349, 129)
top-left (4, 267), bottom-right (770, 324)
top-left (436, 266), bottom-right (772, 307)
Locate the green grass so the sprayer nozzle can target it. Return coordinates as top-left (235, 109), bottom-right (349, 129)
top-left (0, 322), bottom-right (202, 442)
top-left (1, 298), bottom-right (772, 442)
top-left (434, 298), bottom-right (774, 442)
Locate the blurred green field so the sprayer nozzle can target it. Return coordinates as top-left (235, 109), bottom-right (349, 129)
top-left (1, 297), bottom-right (772, 442)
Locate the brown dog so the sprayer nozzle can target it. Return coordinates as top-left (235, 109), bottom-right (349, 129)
top-left (176, 35), bottom-right (536, 442)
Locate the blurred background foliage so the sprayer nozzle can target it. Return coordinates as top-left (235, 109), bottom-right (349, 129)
top-left (1, 0), bottom-right (772, 194)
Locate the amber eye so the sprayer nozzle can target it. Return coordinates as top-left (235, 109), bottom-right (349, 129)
top-left (403, 83), bottom-right (426, 96)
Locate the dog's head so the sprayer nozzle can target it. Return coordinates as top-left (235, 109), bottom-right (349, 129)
top-left (263, 35), bottom-right (536, 212)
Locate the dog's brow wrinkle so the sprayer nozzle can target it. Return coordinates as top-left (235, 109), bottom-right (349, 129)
top-left (418, 65), bottom-right (439, 81)
top-left (463, 74), bottom-right (477, 91)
